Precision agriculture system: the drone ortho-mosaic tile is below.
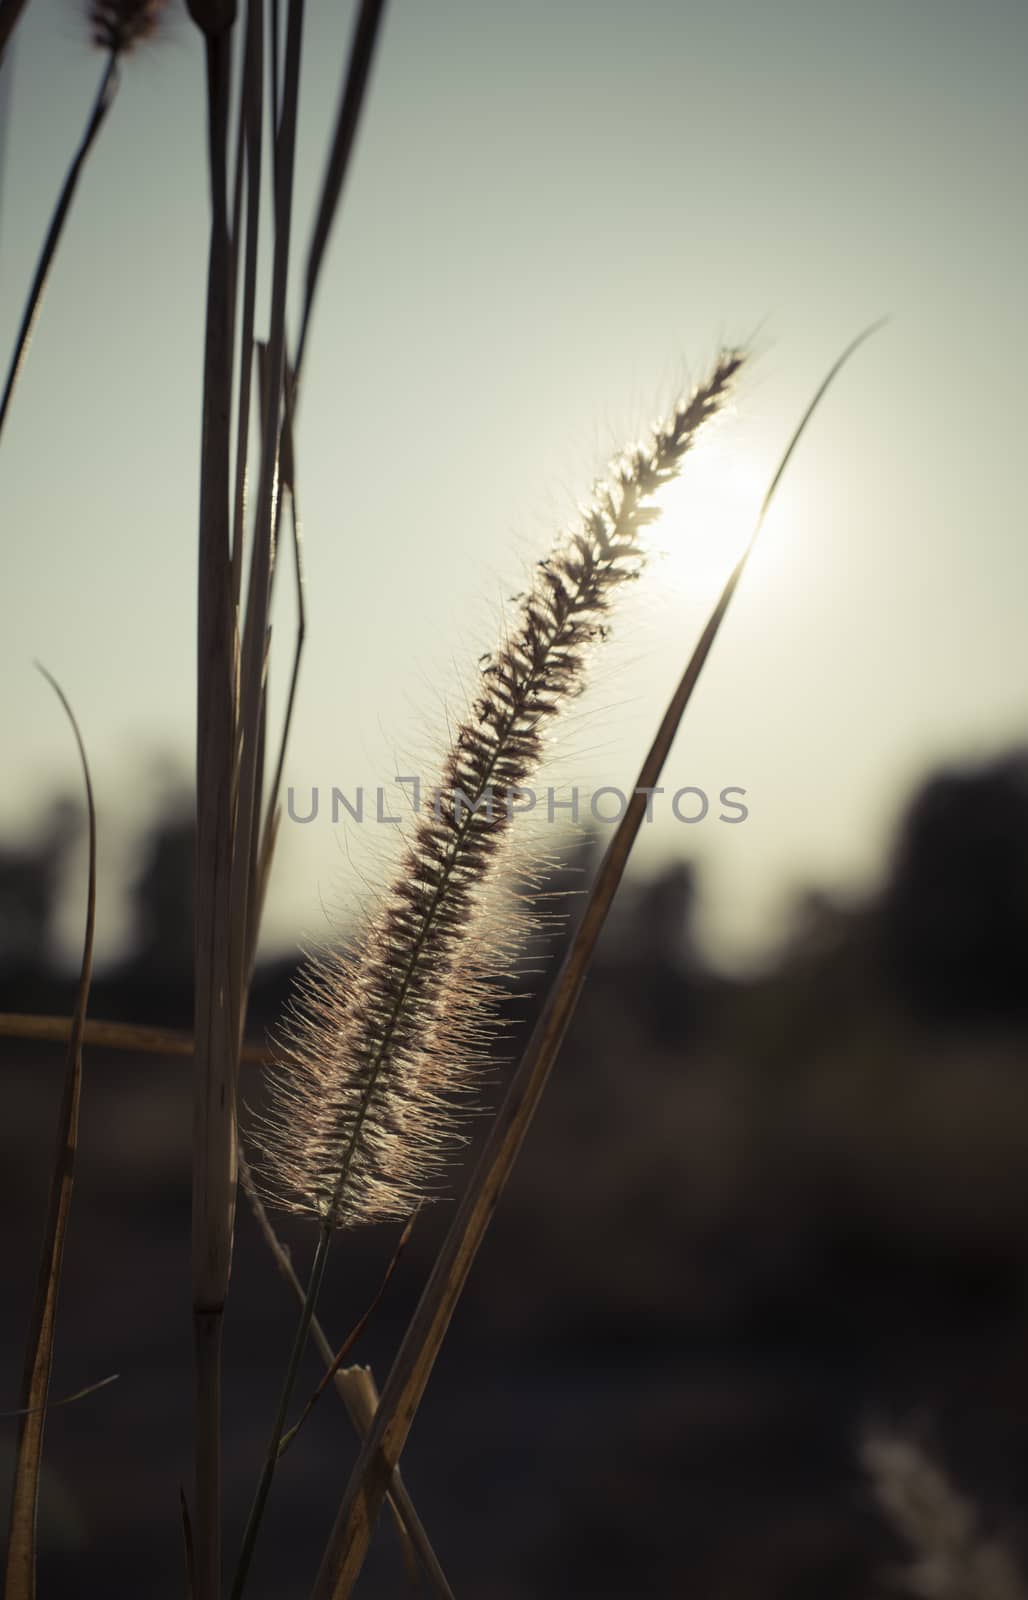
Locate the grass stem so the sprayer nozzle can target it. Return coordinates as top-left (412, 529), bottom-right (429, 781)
top-left (191, 23), bottom-right (238, 1599)
top-left (3, 670), bottom-right (96, 1600)
top-left (0, 51), bottom-right (118, 442)
top-left (228, 1225), bottom-right (332, 1600)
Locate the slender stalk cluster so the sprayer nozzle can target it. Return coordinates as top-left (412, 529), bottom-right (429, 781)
top-left (257, 350), bottom-right (743, 1229)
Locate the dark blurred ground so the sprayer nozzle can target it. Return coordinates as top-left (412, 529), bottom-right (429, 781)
top-left (3, 750), bottom-right (1028, 1598)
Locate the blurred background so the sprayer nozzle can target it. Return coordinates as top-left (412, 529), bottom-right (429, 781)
top-left (1, 0), bottom-right (1027, 1595)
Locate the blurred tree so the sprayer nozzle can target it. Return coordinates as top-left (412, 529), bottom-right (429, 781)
top-left (0, 796), bottom-right (81, 973)
top-left (588, 860), bottom-right (701, 1046)
top-left (880, 750), bottom-right (1028, 1024)
top-left (127, 801), bottom-right (194, 978)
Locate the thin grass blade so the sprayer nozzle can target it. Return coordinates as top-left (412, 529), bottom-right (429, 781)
top-left (180, 1487), bottom-right (198, 1600)
top-left (191, 24), bottom-right (240, 1600)
top-left (0, 53), bottom-right (119, 442)
top-left (252, 360), bottom-right (305, 957)
top-left (0, 1372), bottom-right (118, 1420)
top-left (277, 1211), bottom-right (416, 1456)
top-left (3, 668), bottom-right (96, 1600)
top-left (294, 0), bottom-right (386, 379)
top-left (230, 0), bottom-right (264, 608)
top-left (230, 0), bottom-right (303, 1051)
top-left (0, 0), bottom-right (30, 66)
top-left (237, 1159), bottom-right (452, 1598)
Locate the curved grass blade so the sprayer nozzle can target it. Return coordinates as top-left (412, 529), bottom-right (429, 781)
top-left (3, 667), bottom-right (97, 1600)
top-left (294, 0), bottom-right (387, 381)
top-left (0, 1372), bottom-right (117, 1420)
top-left (277, 1210), bottom-right (416, 1457)
top-left (250, 367), bottom-right (305, 972)
top-left (237, 1157), bottom-right (453, 1599)
top-left (180, 1486), bottom-right (198, 1600)
top-left (0, 52), bottom-right (119, 443)
top-left (0, 0), bottom-right (30, 68)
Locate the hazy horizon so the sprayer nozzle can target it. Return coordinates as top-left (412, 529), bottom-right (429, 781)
top-left (1, 0), bottom-right (1025, 971)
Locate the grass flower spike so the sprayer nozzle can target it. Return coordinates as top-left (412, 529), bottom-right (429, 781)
top-left (232, 351), bottom-right (742, 1600)
top-left (257, 349), bottom-right (744, 1232)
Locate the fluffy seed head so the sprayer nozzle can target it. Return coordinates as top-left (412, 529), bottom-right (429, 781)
top-left (863, 1429), bottom-right (1026, 1600)
top-left (255, 350), bottom-right (744, 1229)
top-left (89, 0), bottom-right (167, 53)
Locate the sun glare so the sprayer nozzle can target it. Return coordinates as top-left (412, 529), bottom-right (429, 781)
top-left (653, 441), bottom-right (768, 605)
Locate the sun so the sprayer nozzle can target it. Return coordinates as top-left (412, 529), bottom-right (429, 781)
top-left (652, 439), bottom-right (768, 605)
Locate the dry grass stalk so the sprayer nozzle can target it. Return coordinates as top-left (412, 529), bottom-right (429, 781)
top-left (228, 0), bottom-right (303, 1063)
top-left (0, 0), bottom-right (30, 64)
top-left (240, 0), bottom-right (388, 965)
top-left (237, 1158), bottom-right (453, 1597)
top-left (0, 2), bottom-right (168, 440)
top-left (863, 1429), bottom-right (1027, 1600)
top-left (187, 0), bottom-right (308, 1578)
top-left (294, 0), bottom-right (387, 377)
top-left (244, 0), bottom-right (391, 959)
top-left (188, 3), bottom-right (396, 1588)
top-left (219, 27), bottom-right (306, 1595)
top-left (0, 1012), bottom-right (269, 1062)
top-left (190, 18), bottom-right (239, 1598)
top-left (214, 2), bottom-right (402, 1588)
top-left (186, 0), bottom-right (235, 37)
top-left (247, 341), bottom-right (304, 980)
top-left (228, 0), bottom-right (263, 612)
top-left (3, 671), bottom-right (96, 1600)
top-left (2, 4), bottom-right (404, 1596)
top-left (310, 326), bottom-right (883, 1599)
top-left (0, 70), bottom-right (112, 438)
top-left (247, 0), bottom-right (391, 937)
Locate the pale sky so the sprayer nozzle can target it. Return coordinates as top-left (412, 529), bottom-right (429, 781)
top-left (1, 0), bottom-right (1026, 970)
